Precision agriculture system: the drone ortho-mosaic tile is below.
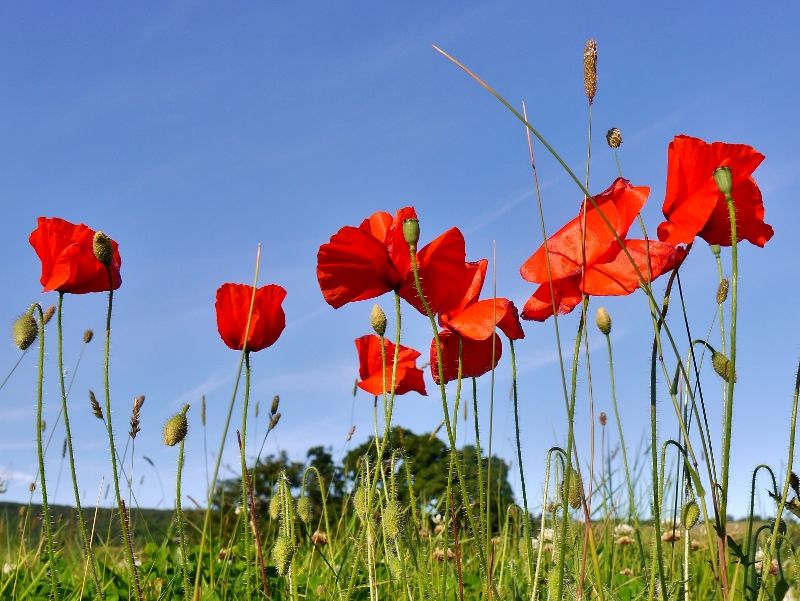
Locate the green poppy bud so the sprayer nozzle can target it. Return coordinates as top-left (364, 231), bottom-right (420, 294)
top-left (92, 231), bottom-right (114, 266)
top-left (296, 496), bottom-right (311, 523)
top-left (713, 166), bottom-right (733, 197)
top-left (595, 307), bottom-right (611, 336)
top-left (163, 407), bottom-right (189, 446)
top-left (272, 535), bottom-right (294, 576)
top-left (370, 304), bottom-right (387, 336)
top-left (681, 500), bottom-right (700, 529)
top-left (12, 307), bottom-right (38, 351)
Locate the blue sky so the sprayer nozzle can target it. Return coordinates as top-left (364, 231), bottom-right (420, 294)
top-left (1, 2), bottom-right (798, 519)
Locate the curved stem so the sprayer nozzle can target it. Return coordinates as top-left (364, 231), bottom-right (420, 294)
top-left (57, 294), bottom-right (103, 599)
top-left (176, 409), bottom-right (191, 601)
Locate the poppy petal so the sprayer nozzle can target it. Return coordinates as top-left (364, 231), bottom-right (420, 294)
top-left (355, 334), bottom-right (426, 395)
top-left (582, 240), bottom-right (686, 296)
top-left (445, 298), bottom-right (525, 341)
top-left (521, 277), bottom-right (583, 322)
top-left (430, 329), bottom-right (502, 384)
top-left (215, 283), bottom-right (287, 352)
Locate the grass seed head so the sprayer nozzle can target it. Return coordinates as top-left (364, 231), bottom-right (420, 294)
top-left (269, 493), bottom-right (282, 520)
top-left (599, 411), bottom-right (607, 426)
top-left (716, 278), bottom-right (730, 304)
top-left (270, 394), bottom-right (280, 415)
top-left (89, 390), bottom-right (103, 420)
top-left (606, 127), bottom-right (623, 149)
top-left (583, 38), bottom-right (598, 103)
top-left (595, 307), bottom-right (611, 336)
top-left (791, 472), bottom-right (800, 497)
top-left (382, 499), bottom-right (403, 539)
top-left (370, 304), bottom-right (387, 336)
top-left (129, 395), bottom-right (145, 439)
top-left (12, 308), bottom-right (38, 351)
top-left (354, 487), bottom-right (369, 521)
top-left (83, 329), bottom-right (94, 344)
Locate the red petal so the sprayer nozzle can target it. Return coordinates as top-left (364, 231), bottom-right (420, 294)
top-left (215, 283), bottom-right (286, 352)
top-left (699, 177), bottom-right (774, 247)
top-left (444, 298), bottom-right (524, 341)
top-left (582, 240), bottom-right (686, 296)
top-left (521, 277), bottom-right (582, 322)
top-left (355, 334), bottom-right (426, 396)
top-left (430, 329), bottom-right (502, 384)
top-left (521, 178), bottom-right (648, 283)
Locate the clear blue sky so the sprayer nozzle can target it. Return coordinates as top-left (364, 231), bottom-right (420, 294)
top-left (1, 2), bottom-right (797, 519)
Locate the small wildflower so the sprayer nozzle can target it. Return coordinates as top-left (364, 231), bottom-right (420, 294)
top-left (595, 307), bottom-right (611, 336)
top-left (83, 329), bottom-right (94, 344)
top-left (370, 304), bottom-right (387, 336)
top-left (620, 568), bottom-right (634, 577)
top-left (606, 127), bottom-right (623, 149)
top-left (614, 523), bottom-right (634, 538)
top-left (616, 535), bottom-right (634, 546)
top-left (89, 390), bottom-right (103, 420)
top-left (92, 231), bottom-right (114, 266)
top-left (661, 528), bottom-right (681, 543)
top-left (432, 547), bottom-right (455, 562)
top-left (12, 308), bottom-right (38, 351)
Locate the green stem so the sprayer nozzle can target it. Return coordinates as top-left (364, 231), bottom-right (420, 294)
top-left (509, 339), bottom-right (533, 584)
top-left (176, 406), bottom-right (191, 601)
top-left (470, 377), bottom-right (488, 593)
top-left (56, 294), bottom-right (103, 599)
top-left (648, 337), bottom-right (668, 601)
top-left (34, 304), bottom-right (59, 601)
top-left (101, 270), bottom-right (142, 601)
top-left (239, 351), bottom-right (252, 597)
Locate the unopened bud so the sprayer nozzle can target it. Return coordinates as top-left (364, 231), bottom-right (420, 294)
top-left (682, 500), bottom-right (700, 529)
top-left (599, 412), bottom-right (607, 426)
top-left (12, 308), bottom-right (38, 351)
top-left (402, 219), bottom-right (419, 247)
top-left (163, 406), bottom-right (189, 446)
top-left (595, 307), bottom-right (611, 336)
top-left (382, 499), bottom-right (403, 539)
top-left (272, 535), bottom-right (294, 576)
top-left (296, 496), bottom-right (311, 523)
top-left (370, 304), bottom-right (387, 336)
top-left (269, 493), bottom-right (281, 520)
top-left (606, 127), bottom-right (622, 149)
top-left (583, 39), bottom-right (598, 104)
top-left (713, 167), bottom-right (733, 197)
top-left (716, 279), bottom-right (729, 304)
top-left (712, 351), bottom-right (736, 383)
top-left (92, 231), bottom-right (114, 266)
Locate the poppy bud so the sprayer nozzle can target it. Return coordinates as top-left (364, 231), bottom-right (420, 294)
top-left (370, 304), bottom-right (387, 336)
top-left (83, 329), bottom-right (94, 344)
top-left (296, 496), bottom-right (311, 523)
top-left (681, 500), bottom-right (700, 529)
top-left (163, 406), bottom-right (189, 446)
top-left (710, 244), bottom-right (721, 259)
top-left (606, 127), bottom-right (622, 149)
top-left (712, 351), bottom-right (736, 383)
top-left (268, 493), bottom-right (281, 520)
top-left (595, 307), bottom-right (611, 336)
top-left (716, 278), bottom-right (729, 304)
top-left (270, 394), bottom-right (280, 415)
top-left (713, 166), bottom-right (733, 197)
top-left (599, 411), bottom-right (607, 426)
top-left (272, 535), bottom-right (294, 576)
top-left (583, 39), bottom-right (597, 104)
top-left (42, 305), bottom-right (55, 325)
top-left (382, 499), bottom-right (403, 539)
top-left (12, 307), bottom-right (38, 351)
top-left (92, 231), bottom-right (114, 266)
top-left (402, 218), bottom-right (420, 248)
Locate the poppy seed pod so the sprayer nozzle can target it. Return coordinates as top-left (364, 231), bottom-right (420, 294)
top-left (296, 496), bottom-right (311, 523)
top-left (682, 500), bottom-right (700, 529)
top-left (583, 39), bottom-right (597, 104)
top-left (712, 351), bottom-right (737, 383)
top-left (716, 278), bottom-right (729, 304)
top-left (83, 329), bottom-right (94, 343)
top-left (606, 127), bottom-right (622, 149)
top-left (92, 231), bottom-right (114, 266)
top-left (370, 304), bottom-right (387, 337)
top-left (12, 308), bottom-right (38, 351)
top-left (402, 218), bottom-right (420, 247)
top-left (595, 307), bottom-right (612, 336)
top-left (163, 407), bottom-right (189, 447)
top-left (713, 166), bottom-right (733, 197)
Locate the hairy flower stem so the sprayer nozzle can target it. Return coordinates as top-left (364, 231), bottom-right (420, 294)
top-left (239, 352), bottom-right (253, 597)
top-left (470, 377), bottom-right (488, 592)
top-left (648, 338), bottom-right (668, 601)
top-left (603, 332), bottom-right (646, 566)
top-left (407, 242), bottom-right (492, 595)
top-left (176, 407), bottom-right (191, 601)
top-left (56, 294), bottom-right (103, 599)
top-left (509, 339), bottom-right (533, 583)
top-left (34, 304), bottom-right (60, 600)
top-left (193, 246), bottom-right (261, 600)
top-left (101, 269), bottom-right (142, 601)
top-left (744, 465), bottom-right (777, 599)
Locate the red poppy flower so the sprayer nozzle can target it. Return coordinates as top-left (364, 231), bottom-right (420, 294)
top-left (29, 217), bottom-right (122, 294)
top-left (520, 179), bottom-right (686, 321)
top-left (657, 135), bottom-right (773, 247)
top-left (317, 207), bottom-right (474, 315)
top-left (215, 283), bottom-right (287, 352)
top-left (429, 257), bottom-right (525, 384)
top-left (355, 335), bottom-right (427, 396)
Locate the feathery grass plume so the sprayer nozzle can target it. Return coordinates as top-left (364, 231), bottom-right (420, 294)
top-left (268, 412), bottom-right (281, 431)
top-left (83, 329), bottom-right (93, 343)
top-left (595, 306), bottom-right (611, 336)
top-left (42, 305), bottom-right (55, 325)
top-left (272, 535), bottom-right (294, 576)
top-left (296, 495), bottom-right (311, 523)
top-left (268, 492), bottom-right (282, 520)
top-left (271, 394), bottom-right (280, 415)
top-left (599, 411), bottom-right (607, 426)
top-left (89, 390), bottom-right (103, 420)
top-left (129, 395), bottom-right (145, 439)
top-left (370, 304), bottom-right (387, 336)
top-left (606, 127), bottom-right (623, 148)
top-left (163, 409), bottom-right (189, 446)
top-left (682, 500), bottom-right (700, 529)
top-left (12, 307), bottom-right (38, 350)
top-left (716, 278), bottom-right (730, 304)
top-left (402, 218), bottom-right (419, 247)
top-left (92, 231), bottom-right (114, 265)
top-left (311, 529), bottom-right (328, 546)
top-left (382, 499), bottom-right (403, 539)
top-left (712, 350), bottom-right (737, 383)
top-left (583, 38), bottom-right (598, 103)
